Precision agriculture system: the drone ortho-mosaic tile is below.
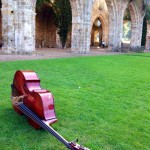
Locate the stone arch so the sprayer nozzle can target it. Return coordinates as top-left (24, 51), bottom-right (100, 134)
top-left (128, 1), bottom-right (143, 49)
top-left (105, 0), bottom-right (117, 50)
top-left (91, 19), bottom-right (103, 46)
top-left (33, 0), bottom-right (144, 53)
top-left (91, 14), bottom-right (108, 46)
top-left (104, 0), bottom-right (129, 51)
top-left (0, 0), bottom-right (146, 54)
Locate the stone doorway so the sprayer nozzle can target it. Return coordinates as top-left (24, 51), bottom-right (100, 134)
top-left (91, 18), bottom-right (102, 47)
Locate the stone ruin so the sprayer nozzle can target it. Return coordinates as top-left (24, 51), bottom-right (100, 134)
top-left (0, 0), bottom-right (149, 54)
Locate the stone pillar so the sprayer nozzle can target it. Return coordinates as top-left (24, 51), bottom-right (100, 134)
top-left (146, 22), bottom-right (150, 50)
top-left (130, 20), bottom-right (143, 49)
top-left (115, 10), bottom-right (124, 51)
top-left (71, 22), bottom-right (80, 51)
top-left (106, 0), bottom-right (129, 51)
top-left (31, 0), bottom-right (36, 52)
top-left (2, 0), bottom-right (36, 54)
top-left (107, 12), bottom-right (117, 51)
top-left (15, 0), bottom-right (35, 54)
top-left (129, 2), bottom-right (144, 50)
top-left (71, 0), bottom-right (93, 54)
top-left (1, 0), bottom-right (15, 53)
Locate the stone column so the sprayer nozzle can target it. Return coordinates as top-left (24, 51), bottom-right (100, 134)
top-left (31, 0), bottom-right (36, 52)
top-left (16, 0), bottom-right (35, 54)
top-left (130, 20), bottom-right (143, 49)
top-left (71, 0), bottom-right (93, 54)
top-left (71, 22), bottom-right (80, 52)
top-left (129, 1), bottom-right (145, 51)
top-left (115, 10), bottom-right (124, 51)
top-left (107, 12), bottom-right (117, 51)
top-left (106, 0), bottom-right (129, 51)
top-left (129, 2), bottom-right (144, 50)
top-left (1, 0), bottom-right (15, 53)
top-left (2, 0), bottom-right (36, 54)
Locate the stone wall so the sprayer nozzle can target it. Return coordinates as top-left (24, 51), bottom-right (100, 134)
top-left (0, 0), bottom-right (148, 54)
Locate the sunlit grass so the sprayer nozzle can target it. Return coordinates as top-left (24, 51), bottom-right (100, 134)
top-left (0, 53), bottom-right (150, 150)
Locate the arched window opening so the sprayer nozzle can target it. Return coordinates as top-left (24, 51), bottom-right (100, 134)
top-left (122, 8), bottom-right (131, 45)
top-left (36, 4), bottom-right (56, 48)
top-left (91, 18), bottom-right (102, 47)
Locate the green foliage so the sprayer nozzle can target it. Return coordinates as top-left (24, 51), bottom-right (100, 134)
top-left (123, 21), bottom-right (131, 40)
top-left (141, 16), bottom-right (147, 46)
top-left (36, 0), bottom-right (72, 48)
top-left (53, 0), bottom-right (72, 48)
top-left (0, 54), bottom-right (150, 149)
top-left (144, 4), bottom-right (150, 20)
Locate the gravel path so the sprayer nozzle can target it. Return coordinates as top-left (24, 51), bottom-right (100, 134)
top-left (0, 48), bottom-right (147, 62)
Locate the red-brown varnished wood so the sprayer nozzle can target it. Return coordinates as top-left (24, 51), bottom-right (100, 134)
top-left (12, 70), bottom-right (57, 129)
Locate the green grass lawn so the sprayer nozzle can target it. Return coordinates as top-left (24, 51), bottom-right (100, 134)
top-left (0, 53), bottom-right (150, 150)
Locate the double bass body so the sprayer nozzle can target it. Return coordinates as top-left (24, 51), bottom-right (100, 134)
top-left (11, 70), bottom-right (57, 129)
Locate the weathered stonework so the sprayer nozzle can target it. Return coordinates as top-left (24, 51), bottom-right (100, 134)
top-left (70, 0), bottom-right (146, 53)
top-left (70, 0), bottom-right (94, 54)
top-left (91, 0), bottom-right (109, 46)
top-left (1, 0), bottom-right (36, 54)
top-left (129, 1), bottom-right (145, 50)
top-left (0, 0), bottom-right (149, 54)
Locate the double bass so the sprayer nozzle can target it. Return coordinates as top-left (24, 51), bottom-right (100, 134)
top-left (11, 70), bottom-right (90, 150)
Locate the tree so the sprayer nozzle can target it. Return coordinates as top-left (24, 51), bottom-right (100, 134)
top-left (141, 16), bottom-right (147, 46)
top-left (53, 0), bottom-right (72, 48)
top-left (141, 4), bottom-right (150, 46)
top-left (36, 0), bottom-right (72, 48)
